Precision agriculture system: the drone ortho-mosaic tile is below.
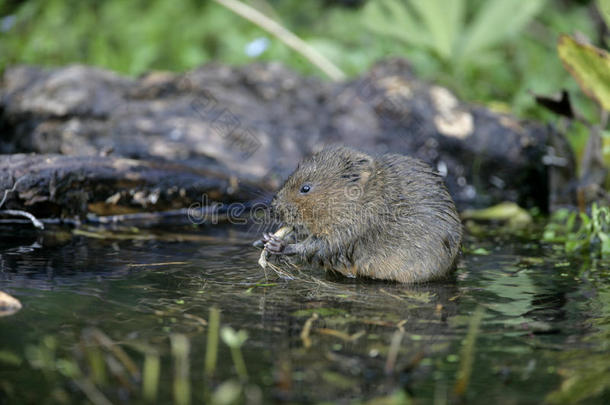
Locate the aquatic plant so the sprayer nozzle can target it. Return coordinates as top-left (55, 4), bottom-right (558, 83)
top-left (538, 17), bottom-right (610, 200)
top-left (543, 203), bottom-right (610, 258)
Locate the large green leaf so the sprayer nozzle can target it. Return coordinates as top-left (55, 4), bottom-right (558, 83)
top-left (363, 0), bottom-right (465, 61)
top-left (558, 34), bottom-right (610, 111)
top-left (460, 0), bottom-right (546, 61)
top-left (410, 0), bottom-right (465, 60)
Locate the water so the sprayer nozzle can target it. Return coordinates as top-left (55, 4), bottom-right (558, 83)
top-left (0, 224), bottom-right (608, 404)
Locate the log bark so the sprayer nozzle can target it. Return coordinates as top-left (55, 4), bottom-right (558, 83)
top-left (0, 154), bottom-right (259, 219)
top-left (0, 59), bottom-right (562, 216)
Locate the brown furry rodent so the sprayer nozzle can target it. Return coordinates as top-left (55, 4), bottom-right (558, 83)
top-left (258, 145), bottom-right (462, 283)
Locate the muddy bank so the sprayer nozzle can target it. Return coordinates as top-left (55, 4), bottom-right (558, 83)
top-left (0, 59), bottom-right (562, 219)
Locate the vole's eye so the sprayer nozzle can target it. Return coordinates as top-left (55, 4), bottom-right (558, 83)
top-left (299, 184), bottom-right (311, 194)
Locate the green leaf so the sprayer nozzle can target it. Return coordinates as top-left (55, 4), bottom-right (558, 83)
top-left (461, 202), bottom-right (533, 228)
top-left (472, 247), bottom-right (491, 255)
top-left (565, 240), bottom-right (583, 253)
top-left (460, 0), bottom-right (546, 61)
top-left (546, 351), bottom-right (610, 404)
top-left (597, 0), bottom-right (610, 29)
top-left (558, 34), bottom-right (610, 111)
top-left (410, 0), bottom-right (465, 60)
top-left (0, 351), bottom-right (22, 366)
top-left (566, 211), bottom-right (577, 231)
top-left (220, 327), bottom-right (248, 348)
top-left (579, 212), bottom-right (591, 228)
top-left (212, 380), bottom-right (243, 405)
top-left (362, 0), bottom-right (431, 48)
top-left (600, 233), bottom-right (610, 256)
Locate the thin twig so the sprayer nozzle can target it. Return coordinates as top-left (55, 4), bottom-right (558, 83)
top-left (89, 209), bottom-right (188, 224)
top-left (0, 218), bottom-right (80, 226)
top-left (212, 0), bottom-right (346, 81)
top-left (0, 176), bottom-right (44, 229)
top-left (0, 210), bottom-right (44, 229)
top-left (0, 176), bottom-right (26, 209)
top-left (316, 328), bottom-right (365, 342)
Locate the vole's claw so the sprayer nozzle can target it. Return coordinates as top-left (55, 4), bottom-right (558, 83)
top-left (264, 234), bottom-right (286, 254)
top-left (254, 233), bottom-right (275, 250)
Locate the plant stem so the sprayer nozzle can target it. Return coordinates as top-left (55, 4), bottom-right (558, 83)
top-left (453, 306), bottom-right (485, 397)
top-left (142, 351), bottom-right (160, 403)
top-left (171, 334), bottom-right (191, 405)
top-left (205, 307), bottom-right (220, 377)
top-left (230, 346), bottom-right (248, 380)
top-left (211, 0), bottom-right (346, 81)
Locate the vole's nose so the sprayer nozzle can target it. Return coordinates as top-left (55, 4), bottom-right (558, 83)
top-left (269, 196), bottom-right (293, 224)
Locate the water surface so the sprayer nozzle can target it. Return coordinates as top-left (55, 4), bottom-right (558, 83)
top-left (0, 224), bottom-right (608, 404)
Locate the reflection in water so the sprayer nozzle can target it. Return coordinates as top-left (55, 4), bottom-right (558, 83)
top-left (0, 225), bottom-right (608, 403)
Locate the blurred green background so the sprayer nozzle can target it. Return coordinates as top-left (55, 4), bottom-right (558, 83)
top-left (0, 0), bottom-right (605, 125)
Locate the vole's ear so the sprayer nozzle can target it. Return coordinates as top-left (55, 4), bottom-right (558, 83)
top-left (342, 154), bottom-right (374, 186)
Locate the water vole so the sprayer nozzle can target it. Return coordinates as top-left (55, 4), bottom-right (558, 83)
top-left (258, 145), bottom-right (462, 283)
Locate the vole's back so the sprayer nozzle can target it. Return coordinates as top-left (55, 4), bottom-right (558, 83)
top-left (356, 153), bottom-right (461, 282)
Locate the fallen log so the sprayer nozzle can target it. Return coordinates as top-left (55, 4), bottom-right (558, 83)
top-left (0, 59), bottom-right (565, 213)
top-left (0, 154), bottom-right (261, 220)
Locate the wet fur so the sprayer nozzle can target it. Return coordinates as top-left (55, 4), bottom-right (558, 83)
top-left (270, 145), bottom-right (462, 283)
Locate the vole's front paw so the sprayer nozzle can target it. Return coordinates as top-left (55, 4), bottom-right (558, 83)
top-left (262, 232), bottom-right (286, 255)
